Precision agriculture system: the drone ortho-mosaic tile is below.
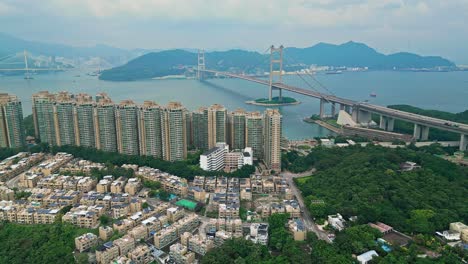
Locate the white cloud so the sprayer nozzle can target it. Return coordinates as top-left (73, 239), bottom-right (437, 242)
top-left (2, 0), bottom-right (468, 62)
top-left (0, 1), bottom-right (16, 15)
top-left (42, 0), bottom-right (466, 29)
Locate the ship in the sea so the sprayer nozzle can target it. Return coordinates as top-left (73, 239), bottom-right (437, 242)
top-left (370, 92), bottom-right (377, 98)
top-left (325, 70), bottom-right (343, 75)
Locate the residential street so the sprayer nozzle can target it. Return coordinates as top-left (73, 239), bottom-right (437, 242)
top-left (281, 170), bottom-right (330, 242)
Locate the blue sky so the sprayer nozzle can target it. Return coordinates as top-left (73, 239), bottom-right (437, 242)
top-left (1, 0), bottom-right (468, 63)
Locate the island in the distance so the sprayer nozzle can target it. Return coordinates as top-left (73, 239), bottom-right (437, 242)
top-left (246, 96), bottom-right (300, 106)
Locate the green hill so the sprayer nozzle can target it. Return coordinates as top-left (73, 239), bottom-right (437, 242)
top-left (99, 49), bottom-right (266, 81)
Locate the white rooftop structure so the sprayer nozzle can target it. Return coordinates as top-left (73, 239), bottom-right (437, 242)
top-left (357, 250), bottom-right (378, 264)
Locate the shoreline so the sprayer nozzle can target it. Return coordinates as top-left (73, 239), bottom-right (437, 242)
top-left (246, 100), bottom-right (301, 106)
top-left (303, 118), bottom-right (342, 134)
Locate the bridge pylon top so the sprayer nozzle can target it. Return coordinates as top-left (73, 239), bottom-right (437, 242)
top-left (269, 45), bottom-right (284, 101)
top-left (197, 49), bottom-right (206, 80)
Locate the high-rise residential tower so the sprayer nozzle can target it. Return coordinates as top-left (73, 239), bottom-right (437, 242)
top-left (185, 111), bottom-right (192, 149)
top-left (74, 93), bottom-right (96, 148)
top-left (94, 95), bottom-right (117, 153)
top-left (246, 111), bottom-right (264, 160)
top-left (263, 109), bottom-right (282, 171)
top-left (207, 104), bottom-right (227, 148)
top-left (161, 102), bottom-right (187, 161)
top-left (116, 100), bottom-right (140, 155)
top-left (32, 91), bottom-right (57, 145)
top-left (229, 108), bottom-right (246, 150)
top-left (138, 101), bottom-right (163, 158)
top-left (0, 93), bottom-right (25, 148)
top-left (191, 107), bottom-right (208, 150)
top-left (54, 92), bottom-right (76, 146)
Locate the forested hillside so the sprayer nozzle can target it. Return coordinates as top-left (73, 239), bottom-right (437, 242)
top-left (295, 145), bottom-right (468, 234)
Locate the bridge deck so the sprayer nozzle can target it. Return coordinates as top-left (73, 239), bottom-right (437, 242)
top-left (200, 69), bottom-right (468, 135)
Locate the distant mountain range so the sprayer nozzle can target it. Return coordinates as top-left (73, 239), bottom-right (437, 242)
top-left (100, 41), bottom-right (455, 81)
top-left (285, 41), bottom-right (454, 69)
top-left (0, 33), bottom-right (145, 68)
top-left (0, 33), bottom-right (456, 80)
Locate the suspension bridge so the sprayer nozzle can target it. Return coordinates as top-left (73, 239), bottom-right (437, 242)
top-left (196, 45), bottom-right (468, 150)
top-left (0, 50), bottom-right (63, 79)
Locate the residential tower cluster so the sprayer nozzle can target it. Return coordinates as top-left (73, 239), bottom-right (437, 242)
top-left (29, 91), bottom-right (282, 170)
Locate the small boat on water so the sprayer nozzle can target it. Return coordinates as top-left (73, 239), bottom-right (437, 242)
top-left (370, 92), bottom-right (377, 98)
top-left (326, 70), bottom-right (342, 75)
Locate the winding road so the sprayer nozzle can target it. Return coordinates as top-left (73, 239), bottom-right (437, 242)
top-left (281, 170), bottom-right (330, 242)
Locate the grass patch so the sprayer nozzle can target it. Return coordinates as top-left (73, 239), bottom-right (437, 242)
top-left (294, 175), bottom-right (313, 186)
top-left (297, 145), bottom-right (311, 150)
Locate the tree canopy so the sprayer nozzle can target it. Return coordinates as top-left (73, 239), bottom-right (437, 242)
top-left (295, 145), bottom-right (468, 234)
top-left (0, 222), bottom-right (95, 264)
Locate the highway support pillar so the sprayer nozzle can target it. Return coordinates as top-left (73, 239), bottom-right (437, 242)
top-left (413, 124), bottom-right (421, 140)
top-left (345, 105), bottom-right (351, 114)
top-left (340, 104), bottom-right (345, 111)
top-left (331, 103), bottom-right (336, 117)
top-left (379, 116), bottom-right (395, 131)
top-left (421, 126), bottom-right (429, 141)
top-left (413, 124), bottom-right (429, 140)
top-left (352, 107), bottom-right (358, 122)
top-left (460, 134), bottom-right (468, 151)
top-left (379, 115), bottom-right (386, 130)
top-left (357, 110), bottom-right (371, 125)
top-left (387, 118), bottom-right (395, 132)
top-left (319, 98), bottom-right (326, 119)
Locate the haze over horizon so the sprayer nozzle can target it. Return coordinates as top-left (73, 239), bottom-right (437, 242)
top-left (1, 0), bottom-right (468, 64)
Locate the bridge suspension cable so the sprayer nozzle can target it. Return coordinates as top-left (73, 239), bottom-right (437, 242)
top-left (279, 54), bottom-right (336, 105)
top-left (242, 46), bottom-right (272, 75)
top-left (282, 53), bottom-right (336, 97)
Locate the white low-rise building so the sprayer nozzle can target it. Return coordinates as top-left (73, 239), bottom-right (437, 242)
top-left (328, 213), bottom-right (346, 231)
top-left (249, 223), bottom-right (269, 245)
top-left (201, 144), bottom-right (253, 172)
top-left (320, 138), bottom-right (335, 148)
top-left (357, 250), bottom-right (378, 264)
top-left (200, 143), bottom-right (228, 171)
top-left (242, 147), bottom-right (253, 165)
top-left (440, 230), bottom-right (461, 241)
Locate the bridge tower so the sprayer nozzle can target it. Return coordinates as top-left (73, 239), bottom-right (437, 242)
top-left (197, 49), bottom-right (205, 80)
top-left (269, 45), bottom-right (284, 101)
top-left (23, 50), bottom-right (31, 79)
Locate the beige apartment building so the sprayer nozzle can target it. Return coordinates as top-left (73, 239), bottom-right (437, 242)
top-left (207, 104), bottom-right (227, 149)
top-left (75, 233), bottom-right (98, 253)
top-left (96, 244), bottom-right (120, 264)
top-left (128, 244), bottom-right (153, 264)
top-left (114, 235), bottom-right (136, 256)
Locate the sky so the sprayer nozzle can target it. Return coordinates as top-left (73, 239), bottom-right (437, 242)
top-left (1, 0), bottom-right (468, 63)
